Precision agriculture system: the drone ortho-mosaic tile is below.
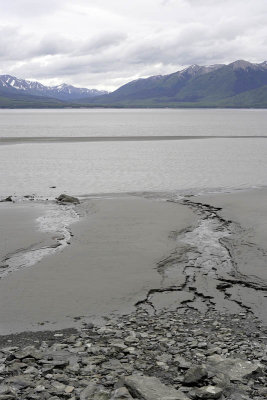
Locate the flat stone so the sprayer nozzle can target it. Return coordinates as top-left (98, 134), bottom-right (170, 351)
top-left (194, 385), bottom-right (223, 399)
top-left (207, 355), bottom-right (263, 381)
top-left (23, 366), bottom-right (39, 375)
top-left (51, 381), bottom-right (66, 391)
top-left (57, 194), bottom-right (80, 204)
top-left (7, 377), bottom-right (35, 389)
top-left (174, 356), bottom-right (191, 369)
top-left (124, 374), bottom-right (190, 400)
top-left (111, 387), bottom-right (133, 399)
top-left (65, 385), bottom-right (74, 393)
top-left (183, 366), bottom-right (208, 385)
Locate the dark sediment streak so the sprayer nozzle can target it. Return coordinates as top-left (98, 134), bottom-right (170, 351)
top-left (1, 135), bottom-right (267, 145)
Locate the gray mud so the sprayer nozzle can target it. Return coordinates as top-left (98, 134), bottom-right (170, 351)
top-left (135, 193), bottom-right (267, 326)
top-left (1, 189), bottom-right (267, 398)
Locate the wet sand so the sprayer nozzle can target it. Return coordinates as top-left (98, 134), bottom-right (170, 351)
top-left (0, 202), bottom-right (54, 258)
top-left (193, 188), bottom-right (267, 324)
top-left (196, 188), bottom-right (267, 281)
top-left (1, 188), bottom-right (267, 335)
top-left (0, 196), bottom-right (196, 334)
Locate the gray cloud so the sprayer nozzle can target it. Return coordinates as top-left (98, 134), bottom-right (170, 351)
top-left (78, 32), bottom-right (127, 55)
top-left (0, 0), bottom-right (266, 90)
top-left (0, 0), bottom-right (66, 18)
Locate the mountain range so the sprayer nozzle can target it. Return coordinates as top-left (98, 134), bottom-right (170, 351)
top-left (1, 60), bottom-right (267, 108)
top-left (0, 75), bottom-right (107, 105)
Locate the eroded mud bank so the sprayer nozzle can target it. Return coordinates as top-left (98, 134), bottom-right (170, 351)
top-left (136, 195), bottom-right (267, 326)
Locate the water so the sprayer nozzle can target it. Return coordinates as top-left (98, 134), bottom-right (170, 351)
top-left (0, 109), bottom-right (267, 198)
top-left (1, 109), bottom-right (267, 138)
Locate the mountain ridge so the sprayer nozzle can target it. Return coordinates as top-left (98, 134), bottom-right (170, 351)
top-left (87, 60), bottom-right (267, 105)
top-left (1, 60), bottom-right (267, 108)
top-left (0, 75), bottom-right (108, 101)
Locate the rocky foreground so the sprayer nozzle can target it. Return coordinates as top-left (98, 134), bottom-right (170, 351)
top-left (0, 307), bottom-right (266, 400)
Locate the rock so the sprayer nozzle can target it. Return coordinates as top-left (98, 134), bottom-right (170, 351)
top-left (174, 356), bottom-right (191, 369)
top-left (193, 385), bottom-right (223, 399)
top-left (216, 282), bottom-right (232, 290)
top-left (51, 381), bottom-right (66, 391)
top-left (56, 194), bottom-right (80, 204)
top-left (65, 385), bottom-right (74, 393)
top-left (80, 383), bottom-right (96, 399)
top-left (0, 196), bottom-right (12, 202)
top-left (207, 355), bottom-right (263, 382)
top-left (93, 393), bottom-right (110, 400)
top-left (24, 366), bottom-right (39, 375)
top-left (14, 347), bottom-right (41, 360)
top-left (80, 383), bottom-right (110, 400)
top-left (35, 385), bottom-right (45, 392)
top-left (111, 387), bottom-right (133, 399)
top-left (7, 377), bottom-right (35, 390)
top-left (183, 366), bottom-right (208, 385)
top-left (0, 387), bottom-right (12, 395)
top-left (124, 375), bottom-right (190, 400)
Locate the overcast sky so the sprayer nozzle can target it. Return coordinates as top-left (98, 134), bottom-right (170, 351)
top-left (0, 0), bottom-right (266, 90)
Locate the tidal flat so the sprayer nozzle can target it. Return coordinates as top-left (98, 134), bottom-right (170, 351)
top-left (0, 189), bottom-right (266, 398)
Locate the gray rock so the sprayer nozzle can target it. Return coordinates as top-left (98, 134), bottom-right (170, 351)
top-left (0, 387), bottom-right (12, 395)
top-left (56, 194), bottom-right (80, 204)
top-left (14, 347), bottom-right (41, 360)
top-left (0, 196), bottom-right (12, 202)
top-left (111, 387), bottom-right (133, 399)
top-left (193, 385), bottom-right (223, 399)
top-left (80, 382), bottom-right (109, 400)
top-left (207, 355), bottom-right (263, 382)
top-left (183, 366), bottom-right (208, 385)
top-left (24, 366), bottom-right (39, 375)
top-left (173, 356), bottom-right (191, 369)
top-left (7, 377), bottom-right (35, 390)
top-left (124, 375), bottom-right (190, 400)
top-left (80, 382), bottom-right (98, 400)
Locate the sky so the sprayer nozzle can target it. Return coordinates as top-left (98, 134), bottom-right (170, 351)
top-left (0, 0), bottom-right (266, 91)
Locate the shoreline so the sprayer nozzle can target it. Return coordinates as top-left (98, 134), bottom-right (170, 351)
top-left (1, 135), bottom-right (267, 146)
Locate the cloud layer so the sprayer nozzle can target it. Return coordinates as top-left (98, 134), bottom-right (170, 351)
top-left (0, 0), bottom-right (266, 90)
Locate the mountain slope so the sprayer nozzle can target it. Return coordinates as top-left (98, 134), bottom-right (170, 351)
top-left (217, 85), bottom-right (267, 108)
top-left (87, 60), bottom-right (267, 106)
top-left (0, 75), bottom-right (107, 101)
top-left (0, 89), bottom-right (66, 108)
top-left (88, 64), bottom-right (223, 103)
top-left (172, 61), bottom-right (267, 102)
top-left (1, 60), bottom-right (267, 108)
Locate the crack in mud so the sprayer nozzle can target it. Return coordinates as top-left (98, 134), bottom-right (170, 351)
top-left (135, 197), bottom-right (267, 323)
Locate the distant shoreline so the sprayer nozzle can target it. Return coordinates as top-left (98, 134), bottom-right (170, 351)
top-left (1, 135), bottom-right (267, 145)
top-left (1, 105), bottom-right (267, 109)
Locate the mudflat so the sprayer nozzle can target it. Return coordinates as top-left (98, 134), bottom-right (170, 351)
top-left (196, 188), bottom-right (267, 281)
top-left (192, 188), bottom-right (267, 324)
top-left (0, 202), bottom-right (53, 258)
top-left (0, 196), bottom-right (196, 334)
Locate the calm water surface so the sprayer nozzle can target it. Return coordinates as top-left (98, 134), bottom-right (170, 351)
top-left (0, 109), bottom-right (267, 197)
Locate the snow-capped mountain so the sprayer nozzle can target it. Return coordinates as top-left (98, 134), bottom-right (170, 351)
top-left (0, 75), bottom-right (108, 101)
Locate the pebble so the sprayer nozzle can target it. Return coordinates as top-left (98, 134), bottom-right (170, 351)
top-left (0, 308), bottom-right (266, 399)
